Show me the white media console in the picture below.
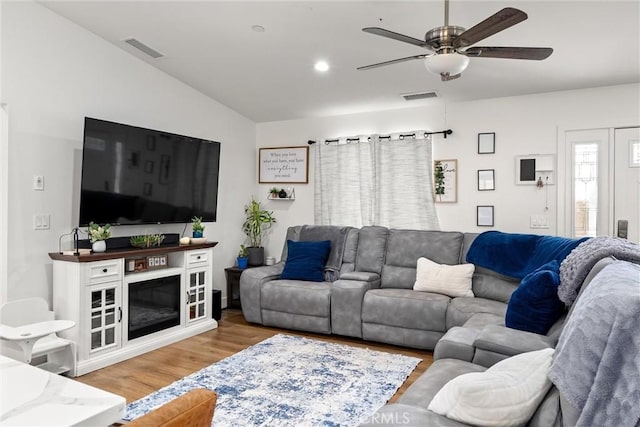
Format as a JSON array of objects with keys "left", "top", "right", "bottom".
[{"left": 49, "top": 242, "right": 218, "bottom": 376}]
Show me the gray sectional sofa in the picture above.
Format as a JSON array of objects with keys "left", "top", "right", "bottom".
[
  {"left": 241, "top": 225, "right": 520, "bottom": 350},
  {"left": 363, "top": 256, "right": 640, "bottom": 427},
  {"left": 240, "top": 225, "right": 640, "bottom": 426}
]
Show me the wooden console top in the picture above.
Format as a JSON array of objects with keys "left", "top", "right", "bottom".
[{"left": 49, "top": 242, "right": 218, "bottom": 263}]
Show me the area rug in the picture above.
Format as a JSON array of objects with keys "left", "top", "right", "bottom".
[{"left": 124, "top": 334, "right": 421, "bottom": 426}]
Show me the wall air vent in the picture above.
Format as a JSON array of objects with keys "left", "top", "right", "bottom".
[
  {"left": 123, "top": 38, "right": 164, "bottom": 59},
  {"left": 402, "top": 91, "right": 439, "bottom": 101}
]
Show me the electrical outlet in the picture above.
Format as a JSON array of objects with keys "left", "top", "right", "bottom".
[
  {"left": 33, "top": 175, "right": 44, "bottom": 191},
  {"left": 530, "top": 214, "right": 550, "bottom": 229}
]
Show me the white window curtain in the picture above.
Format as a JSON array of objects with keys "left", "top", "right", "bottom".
[{"left": 314, "top": 133, "right": 440, "bottom": 230}]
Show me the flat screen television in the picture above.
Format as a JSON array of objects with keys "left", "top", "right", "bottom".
[{"left": 79, "top": 117, "right": 221, "bottom": 226}]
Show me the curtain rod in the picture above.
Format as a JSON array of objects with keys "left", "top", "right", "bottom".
[{"left": 307, "top": 129, "right": 452, "bottom": 145}]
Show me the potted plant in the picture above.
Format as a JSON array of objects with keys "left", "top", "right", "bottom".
[
  {"left": 192, "top": 216, "right": 205, "bottom": 238},
  {"left": 237, "top": 244, "right": 249, "bottom": 269},
  {"left": 88, "top": 221, "right": 111, "bottom": 253},
  {"left": 269, "top": 187, "right": 279, "bottom": 199},
  {"left": 242, "top": 198, "right": 276, "bottom": 266},
  {"left": 434, "top": 160, "right": 445, "bottom": 202}
]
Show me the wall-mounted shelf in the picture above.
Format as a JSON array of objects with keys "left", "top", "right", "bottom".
[{"left": 267, "top": 187, "right": 295, "bottom": 200}]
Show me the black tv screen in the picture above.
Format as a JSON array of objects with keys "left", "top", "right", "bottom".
[{"left": 79, "top": 117, "right": 221, "bottom": 226}]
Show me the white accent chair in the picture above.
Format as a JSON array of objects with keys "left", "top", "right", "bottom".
[{"left": 0, "top": 297, "right": 76, "bottom": 376}]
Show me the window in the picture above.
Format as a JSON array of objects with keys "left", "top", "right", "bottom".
[{"left": 573, "top": 143, "right": 598, "bottom": 237}]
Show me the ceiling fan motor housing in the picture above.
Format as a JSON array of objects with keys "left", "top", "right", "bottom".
[{"left": 425, "top": 26, "right": 466, "bottom": 51}]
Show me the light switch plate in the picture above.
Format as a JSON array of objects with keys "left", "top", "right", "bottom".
[{"left": 33, "top": 175, "right": 44, "bottom": 191}]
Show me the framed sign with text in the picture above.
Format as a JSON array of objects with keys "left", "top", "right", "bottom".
[{"left": 259, "top": 146, "right": 309, "bottom": 183}]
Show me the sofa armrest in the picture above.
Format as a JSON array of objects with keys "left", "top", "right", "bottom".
[
  {"left": 472, "top": 325, "right": 555, "bottom": 367},
  {"left": 433, "top": 327, "right": 482, "bottom": 362},
  {"left": 339, "top": 271, "right": 380, "bottom": 282},
  {"left": 239, "top": 263, "right": 285, "bottom": 324},
  {"left": 331, "top": 277, "right": 381, "bottom": 338}
]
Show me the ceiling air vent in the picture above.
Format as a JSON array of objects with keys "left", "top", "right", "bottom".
[
  {"left": 402, "top": 91, "right": 438, "bottom": 101},
  {"left": 123, "top": 38, "right": 164, "bottom": 59}
]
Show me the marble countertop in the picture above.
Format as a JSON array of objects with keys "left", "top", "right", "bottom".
[{"left": 0, "top": 355, "right": 125, "bottom": 426}]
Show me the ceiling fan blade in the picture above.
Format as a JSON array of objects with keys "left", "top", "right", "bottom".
[
  {"left": 453, "top": 8, "right": 527, "bottom": 49},
  {"left": 464, "top": 46, "right": 553, "bottom": 60},
  {"left": 362, "top": 27, "right": 427, "bottom": 47},
  {"left": 357, "top": 54, "right": 428, "bottom": 71}
]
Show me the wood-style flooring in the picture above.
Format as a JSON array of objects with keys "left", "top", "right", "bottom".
[{"left": 77, "top": 309, "right": 433, "bottom": 404}]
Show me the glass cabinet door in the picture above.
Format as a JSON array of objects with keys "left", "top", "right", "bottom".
[
  {"left": 187, "top": 269, "right": 207, "bottom": 324},
  {"left": 88, "top": 283, "right": 121, "bottom": 354}
]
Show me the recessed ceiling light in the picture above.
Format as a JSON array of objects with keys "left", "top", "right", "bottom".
[
  {"left": 252, "top": 25, "right": 265, "bottom": 32},
  {"left": 314, "top": 61, "right": 330, "bottom": 72}
]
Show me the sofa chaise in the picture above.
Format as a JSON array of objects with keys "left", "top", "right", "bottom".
[{"left": 362, "top": 257, "right": 640, "bottom": 426}]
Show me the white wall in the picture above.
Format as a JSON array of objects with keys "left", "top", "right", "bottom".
[
  {"left": 256, "top": 84, "right": 640, "bottom": 259},
  {"left": 1, "top": 1, "right": 256, "bottom": 306}
]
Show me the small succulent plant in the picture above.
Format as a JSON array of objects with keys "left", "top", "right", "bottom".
[{"left": 130, "top": 234, "right": 165, "bottom": 248}]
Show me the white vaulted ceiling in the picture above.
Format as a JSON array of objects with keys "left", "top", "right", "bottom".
[{"left": 42, "top": 1, "right": 640, "bottom": 123}]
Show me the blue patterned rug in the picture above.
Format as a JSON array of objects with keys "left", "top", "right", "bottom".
[{"left": 125, "top": 334, "right": 420, "bottom": 426}]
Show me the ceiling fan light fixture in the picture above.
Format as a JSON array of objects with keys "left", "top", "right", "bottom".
[{"left": 424, "top": 52, "right": 469, "bottom": 76}]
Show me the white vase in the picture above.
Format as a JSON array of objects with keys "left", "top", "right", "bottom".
[{"left": 92, "top": 240, "right": 106, "bottom": 253}]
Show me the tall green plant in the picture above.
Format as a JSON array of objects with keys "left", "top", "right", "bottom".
[
  {"left": 434, "top": 161, "right": 445, "bottom": 200},
  {"left": 242, "top": 198, "right": 276, "bottom": 247}
]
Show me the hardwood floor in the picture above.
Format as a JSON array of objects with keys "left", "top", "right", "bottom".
[{"left": 77, "top": 309, "right": 433, "bottom": 404}]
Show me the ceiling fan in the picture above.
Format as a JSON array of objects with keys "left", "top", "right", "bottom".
[{"left": 357, "top": 0, "right": 553, "bottom": 81}]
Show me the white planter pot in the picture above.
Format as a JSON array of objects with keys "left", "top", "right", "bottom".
[{"left": 92, "top": 240, "right": 106, "bottom": 253}]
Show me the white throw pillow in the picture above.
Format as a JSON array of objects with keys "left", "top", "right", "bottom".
[
  {"left": 413, "top": 257, "right": 475, "bottom": 297},
  {"left": 428, "top": 348, "right": 554, "bottom": 427}
]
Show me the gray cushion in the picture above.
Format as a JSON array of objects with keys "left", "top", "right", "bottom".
[
  {"left": 280, "top": 226, "right": 302, "bottom": 261},
  {"left": 355, "top": 226, "right": 388, "bottom": 274},
  {"left": 474, "top": 325, "right": 555, "bottom": 357},
  {"left": 362, "top": 322, "right": 443, "bottom": 350},
  {"left": 382, "top": 230, "right": 464, "bottom": 289},
  {"left": 398, "top": 358, "right": 486, "bottom": 408},
  {"left": 363, "top": 288, "right": 449, "bottom": 332},
  {"left": 446, "top": 297, "right": 507, "bottom": 329},
  {"left": 261, "top": 280, "right": 332, "bottom": 317},
  {"left": 340, "top": 228, "right": 360, "bottom": 274},
  {"left": 463, "top": 233, "right": 519, "bottom": 303}
]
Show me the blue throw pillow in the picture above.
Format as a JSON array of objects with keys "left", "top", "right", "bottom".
[
  {"left": 280, "top": 240, "right": 331, "bottom": 282},
  {"left": 505, "top": 260, "right": 565, "bottom": 335}
]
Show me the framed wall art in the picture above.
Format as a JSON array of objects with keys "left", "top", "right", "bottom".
[
  {"left": 434, "top": 159, "right": 457, "bottom": 203},
  {"left": 259, "top": 146, "right": 309, "bottom": 183},
  {"left": 477, "top": 205, "right": 494, "bottom": 227},
  {"left": 478, "top": 169, "right": 495, "bottom": 191},
  {"left": 478, "top": 133, "right": 495, "bottom": 154}
]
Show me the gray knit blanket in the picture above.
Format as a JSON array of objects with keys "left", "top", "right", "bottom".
[
  {"left": 558, "top": 236, "right": 640, "bottom": 305},
  {"left": 549, "top": 261, "right": 640, "bottom": 427}
]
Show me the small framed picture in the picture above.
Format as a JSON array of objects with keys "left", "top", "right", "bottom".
[
  {"left": 477, "top": 205, "right": 494, "bottom": 227},
  {"left": 478, "top": 133, "right": 495, "bottom": 154},
  {"left": 478, "top": 169, "right": 495, "bottom": 191}
]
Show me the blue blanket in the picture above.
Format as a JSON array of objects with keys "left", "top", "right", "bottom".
[{"left": 466, "top": 231, "right": 588, "bottom": 279}]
